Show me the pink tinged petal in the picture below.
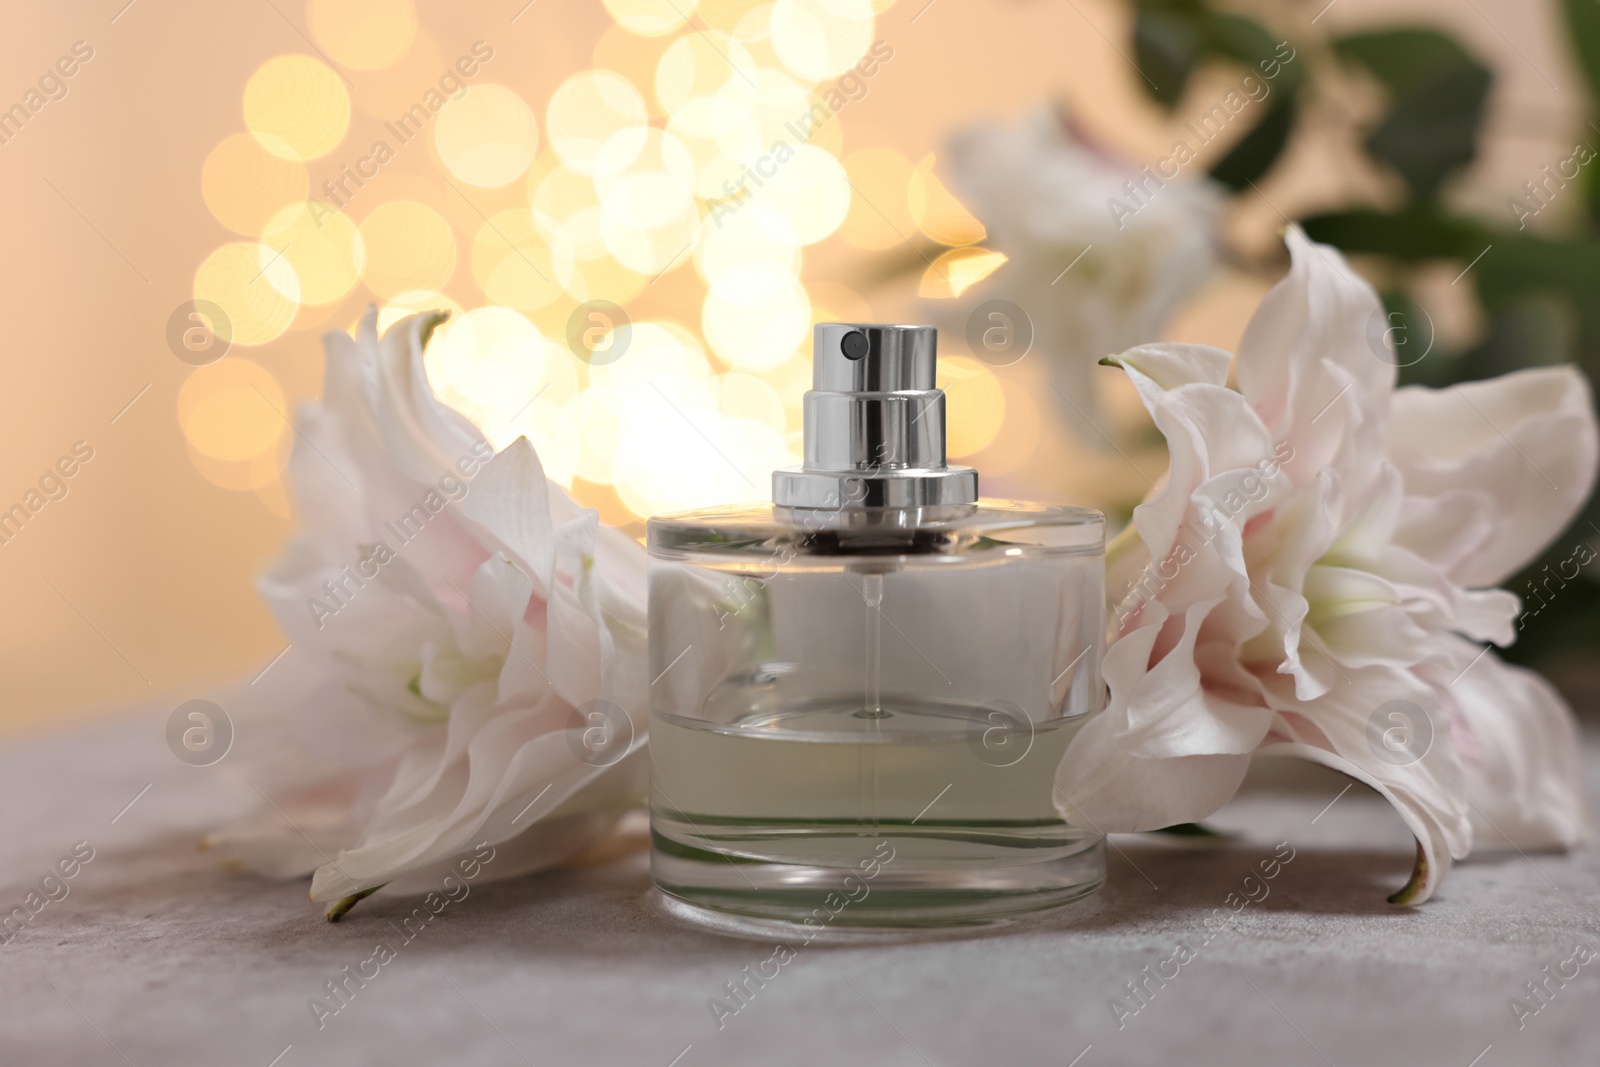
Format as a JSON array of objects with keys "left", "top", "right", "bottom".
[
  {"left": 1258, "top": 668, "right": 1471, "bottom": 905},
  {"left": 1057, "top": 600, "right": 1276, "bottom": 831},
  {"left": 1102, "top": 342, "right": 1233, "bottom": 411},
  {"left": 1428, "top": 641, "right": 1592, "bottom": 851},
  {"left": 458, "top": 438, "right": 558, "bottom": 591},
  {"left": 1131, "top": 381, "right": 1276, "bottom": 565},
  {"left": 451, "top": 554, "right": 535, "bottom": 660},
  {"left": 1389, "top": 366, "right": 1599, "bottom": 587},
  {"left": 1392, "top": 490, "right": 1497, "bottom": 578},
  {"left": 1236, "top": 227, "right": 1395, "bottom": 444},
  {"left": 369, "top": 308, "right": 490, "bottom": 487}
]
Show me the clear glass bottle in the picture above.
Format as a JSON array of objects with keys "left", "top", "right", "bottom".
[{"left": 648, "top": 324, "right": 1105, "bottom": 927}]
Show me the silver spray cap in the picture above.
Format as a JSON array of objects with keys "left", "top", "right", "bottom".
[{"left": 772, "top": 324, "right": 979, "bottom": 509}]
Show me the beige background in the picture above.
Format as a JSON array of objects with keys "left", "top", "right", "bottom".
[{"left": 0, "top": 0, "right": 1579, "bottom": 734}]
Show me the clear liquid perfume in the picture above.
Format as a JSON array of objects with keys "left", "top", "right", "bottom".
[{"left": 648, "top": 323, "right": 1105, "bottom": 927}]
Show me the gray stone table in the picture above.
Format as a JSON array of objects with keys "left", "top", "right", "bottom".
[{"left": 2, "top": 710, "right": 1597, "bottom": 1066}]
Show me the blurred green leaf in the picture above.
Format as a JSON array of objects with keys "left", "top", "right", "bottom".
[
  {"left": 1561, "top": 0, "right": 1600, "bottom": 107},
  {"left": 1299, "top": 207, "right": 1489, "bottom": 259},
  {"left": 1334, "top": 28, "right": 1477, "bottom": 96},
  {"left": 1368, "top": 65, "right": 1491, "bottom": 197},
  {"left": 1134, "top": 6, "right": 1206, "bottom": 108},
  {"left": 1207, "top": 94, "right": 1296, "bottom": 190},
  {"left": 1335, "top": 29, "right": 1492, "bottom": 198},
  {"left": 1204, "top": 13, "right": 1299, "bottom": 89}
]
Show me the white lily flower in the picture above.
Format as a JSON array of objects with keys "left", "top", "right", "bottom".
[
  {"left": 1056, "top": 227, "right": 1597, "bottom": 903},
  {"left": 206, "top": 309, "right": 648, "bottom": 917},
  {"left": 936, "top": 106, "right": 1223, "bottom": 441}
]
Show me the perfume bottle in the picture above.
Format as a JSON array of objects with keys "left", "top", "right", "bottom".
[{"left": 647, "top": 323, "right": 1105, "bottom": 926}]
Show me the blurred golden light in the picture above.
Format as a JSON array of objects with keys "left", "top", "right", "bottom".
[
  {"left": 433, "top": 84, "right": 538, "bottom": 188},
  {"left": 769, "top": 0, "right": 874, "bottom": 81},
  {"left": 909, "top": 153, "right": 986, "bottom": 246},
  {"left": 656, "top": 32, "right": 757, "bottom": 114},
  {"left": 703, "top": 263, "right": 810, "bottom": 371},
  {"left": 591, "top": 321, "right": 713, "bottom": 398},
  {"left": 919, "top": 246, "right": 1008, "bottom": 299},
  {"left": 593, "top": 128, "right": 701, "bottom": 275},
  {"left": 564, "top": 256, "right": 649, "bottom": 305},
  {"left": 359, "top": 201, "right": 458, "bottom": 298},
  {"left": 194, "top": 242, "right": 300, "bottom": 346},
  {"left": 202, "top": 134, "right": 310, "bottom": 236},
  {"left": 547, "top": 71, "right": 649, "bottom": 176},
  {"left": 350, "top": 31, "right": 443, "bottom": 121},
  {"left": 977, "top": 375, "right": 1042, "bottom": 477},
  {"left": 714, "top": 371, "right": 786, "bottom": 433},
  {"left": 593, "top": 27, "right": 675, "bottom": 117},
  {"left": 531, "top": 166, "right": 608, "bottom": 261},
  {"left": 940, "top": 356, "right": 1005, "bottom": 456},
  {"left": 740, "top": 143, "right": 850, "bottom": 246},
  {"left": 308, "top": 0, "right": 417, "bottom": 71},
  {"left": 377, "top": 289, "right": 464, "bottom": 334},
  {"left": 186, "top": 433, "right": 292, "bottom": 492},
  {"left": 178, "top": 358, "right": 289, "bottom": 462},
  {"left": 571, "top": 387, "right": 625, "bottom": 484},
  {"left": 255, "top": 477, "right": 295, "bottom": 519},
  {"left": 424, "top": 306, "right": 551, "bottom": 436},
  {"left": 806, "top": 279, "right": 872, "bottom": 323},
  {"left": 700, "top": 0, "right": 770, "bottom": 34},
  {"left": 243, "top": 55, "right": 351, "bottom": 161},
  {"left": 471, "top": 209, "right": 570, "bottom": 312},
  {"left": 260, "top": 201, "right": 365, "bottom": 306},
  {"left": 603, "top": 0, "right": 699, "bottom": 37},
  {"left": 695, "top": 217, "right": 803, "bottom": 285},
  {"left": 838, "top": 147, "right": 915, "bottom": 250}
]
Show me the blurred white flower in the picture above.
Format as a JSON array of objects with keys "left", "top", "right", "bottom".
[
  {"left": 206, "top": 309, "right": 648, "bottom": 918},
  {"left": 936, "top": 106, "right": 1223, "bottom": 440},
  {"left": 1057, "top": 227, "right": 1597, "bottom": 903}
]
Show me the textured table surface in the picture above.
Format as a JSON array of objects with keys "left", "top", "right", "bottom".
[{"left": 2, "top": 709, "right": 1597, "bottom": 1067}]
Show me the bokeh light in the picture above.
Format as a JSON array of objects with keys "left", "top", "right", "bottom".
[
  {"left": 434, "top": 84, "right": 539, "bottom": 187},
  {"left": 359, "top": 201, "right": 458, "bottom": 298},
  {"left": 769, "top": 0, "right": 875, "bottom": 80},
  {"left": 194, "top": 242, "right": 300, "bottom": 346},
  {"left": 177, "top": 358, "right": 288, "bottom": 462},
  {"left": 308, "top": 0, "right": 418, "bottom": 71},
  {"left": 548, "top": 71, "right": 649, "bottom": 176},
  {"left": 602, "top": 0, "right": 698, "bottom": 37},
  {"left": 909, "top": 153, "right": 987, "bottom": 246},
  {"left": 202, "top": 134, "right": 309, "bottom": 235},
  {"left": 260, "top": 202, "right": 365, "bottom": 306},
  {"left": 940, "top": 356, "right": 1005, "bottom": 456},
  {"left": 243, "top": 55, "right": 351, "bottom": 161},
  {"left": 193, "top": 0, "right": 936, "bottom": 520}
]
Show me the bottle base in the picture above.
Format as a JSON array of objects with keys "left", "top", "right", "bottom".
[{"left": 650, "top": 812, "right": 1106, "bottom": 929}]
